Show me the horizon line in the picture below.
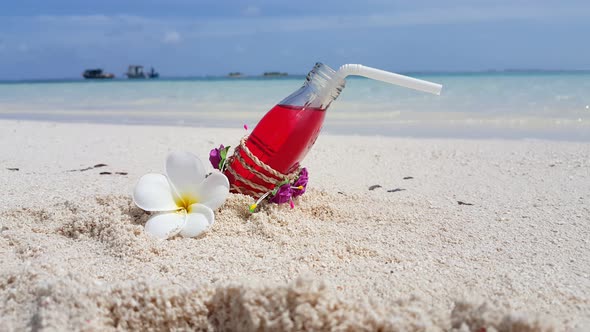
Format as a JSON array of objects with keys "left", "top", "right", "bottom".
[{"left": 2, "top": 68, "right": 590, "bottom": 83}]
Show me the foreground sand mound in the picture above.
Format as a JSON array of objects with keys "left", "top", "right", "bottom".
[
  {"left": 0, "top": 194, "right": 555, "bottom": 331},
  {"left": 0, "top": 273, "right": 553, "bottom": 331}
]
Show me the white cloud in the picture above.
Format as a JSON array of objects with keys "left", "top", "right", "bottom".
[
  {"left": 163, "top": 31, "right": 182, "bottom": 44},
  {"left": 7, "top": 5, "right": 590, "bottom": 50}
]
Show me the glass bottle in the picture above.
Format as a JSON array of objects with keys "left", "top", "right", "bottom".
[{"left": 224, "top": 63, "right": 345, "bottom": 197}]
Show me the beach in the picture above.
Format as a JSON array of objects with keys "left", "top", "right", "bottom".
[{"left": 1, "top": 119, "right": 588, "bottom": 330}]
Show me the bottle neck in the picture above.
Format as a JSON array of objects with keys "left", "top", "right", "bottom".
[{"left": 279, "top": 63, "right": 346, "bottom": 110}]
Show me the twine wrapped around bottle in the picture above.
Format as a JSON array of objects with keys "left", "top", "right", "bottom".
[{"left": 225, "top": 136, "right": 302, "bottom": 199}]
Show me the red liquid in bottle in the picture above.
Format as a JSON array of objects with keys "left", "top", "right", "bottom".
[{"left": 225, "top": 104, "right": 326, "bottom": 195}]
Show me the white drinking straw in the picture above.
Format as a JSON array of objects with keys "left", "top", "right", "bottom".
[{"left": 337, "top": 64, "right": 442, "bottom": 95}]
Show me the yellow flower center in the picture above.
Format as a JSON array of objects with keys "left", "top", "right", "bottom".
[{"left": 175, "top": 194, "right": 198, "bottom": 213}]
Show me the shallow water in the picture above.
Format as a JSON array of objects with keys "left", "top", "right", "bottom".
[{"left": 1, "top": 72, "right": 589, "bottom": 140}]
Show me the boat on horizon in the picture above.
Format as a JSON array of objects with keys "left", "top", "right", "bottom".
[
  {"left": 82, "top": 69, "right": 115, "bottom": 79},
  {"left": 263, "top": 71, "right": 288, "bottom": 77},
  {"left": 126, "top": 65, "right": 159, "bottom": 79}
]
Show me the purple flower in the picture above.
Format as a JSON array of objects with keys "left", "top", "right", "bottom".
[
  {"left": 269, "top": 183, "right": 292, "bottom": 204},
  {"left": 267, "top": 168, "right": 308, "bottom": 207},
  {"left": 209, "top": 144, "right": 224, "bottom": 170},
  {"left": 291, "top": 168, "right": 308, "bottom": 197}
]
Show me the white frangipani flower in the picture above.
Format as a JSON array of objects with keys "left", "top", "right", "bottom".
[{"left": 133, "top": 151, "right": 230, "bottom": 240}]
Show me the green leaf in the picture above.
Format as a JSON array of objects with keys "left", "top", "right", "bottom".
[
  {"left": 220, "top": 146, "right": 230, "bottom": 159},
  {"left": 218, "top": 146, "right": 231, "bottom": 170}
]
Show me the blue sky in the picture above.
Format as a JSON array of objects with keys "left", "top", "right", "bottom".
[{"left": 1, "top": 0, "right": 589, "bottom": 79}]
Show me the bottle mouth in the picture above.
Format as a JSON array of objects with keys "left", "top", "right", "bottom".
[
  {"left": 306, "top": 63, "right": 343, "bottom": 85},
  {"left": 306, "top": 63, "right": 346, "bottom": 107}
]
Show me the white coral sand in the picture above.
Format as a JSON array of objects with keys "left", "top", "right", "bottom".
[{"left": 1, "top": 120, "right": 589, "bottom": 330}]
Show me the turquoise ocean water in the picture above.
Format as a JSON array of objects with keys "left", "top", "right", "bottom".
[{"left": 0, "top": 72, "right": 589, "bottom": 140}]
